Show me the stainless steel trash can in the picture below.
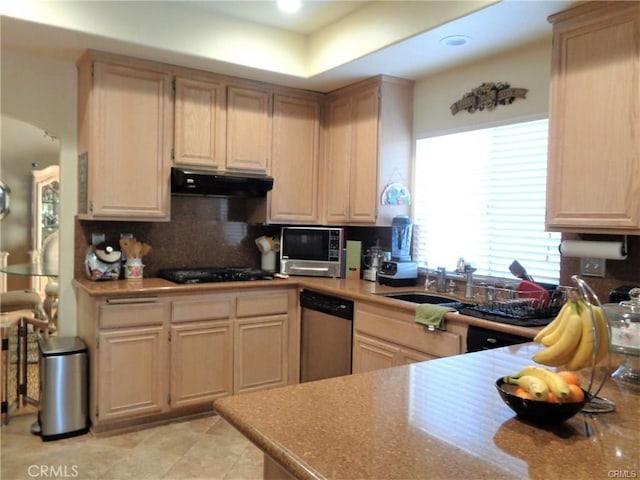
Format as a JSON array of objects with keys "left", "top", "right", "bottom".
[{"left": 38, "top": 336, "right": 89, "bottom": 441}]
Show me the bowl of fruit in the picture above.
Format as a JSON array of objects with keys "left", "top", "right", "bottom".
[{"left": 496, "top": 367, "right": 587, "bottom": 425}]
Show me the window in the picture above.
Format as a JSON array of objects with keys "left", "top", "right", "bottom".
[{"left": 413, "top": 118, "right": 561, "bottom": 284}]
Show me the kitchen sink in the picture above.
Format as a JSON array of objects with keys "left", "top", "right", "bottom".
[{"left": 381, "top": 292, "right": 465, "bottom": 306}]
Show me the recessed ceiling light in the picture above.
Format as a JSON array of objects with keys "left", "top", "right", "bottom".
[
  {"left": 277, "top": 0, "right": 301, "bottom": 14},
  {"left": 440, "top": 35, "right": 472, "bottom": 47}
]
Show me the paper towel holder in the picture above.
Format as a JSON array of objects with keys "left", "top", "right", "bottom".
[
  {"left": 622, "top": 235, "right": 629, "bottom": 257},
  {"left": 559, "top": 236, "right": 629, "bottom": 278}
]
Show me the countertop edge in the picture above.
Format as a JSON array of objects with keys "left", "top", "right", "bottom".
[
  {"left": 72, "top": 276, "right": 540, "bottom": 338},
  {"left": 214, "top": 397, "right": 324, "bottom": 480}
]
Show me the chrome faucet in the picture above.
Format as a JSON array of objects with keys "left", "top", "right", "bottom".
[
  {"left": 465, "top": 270, "right": 474, "bottom": 299},
  {"left": 436, "top": 267, "right": 447, "bottom": 292},
  {"left": 486, "top": 284, "right": 496, "bottom": 303}
]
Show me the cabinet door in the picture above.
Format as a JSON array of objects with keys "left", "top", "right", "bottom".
[
  {"left": 170, "top": 321, "right": 233, "bottom": 408},
  {"left": 88, "top": 61, "right": 172, "bottom": 220},
  {"left": 355, "top": 301, "right": 463, "bottom": 363},
  {"left": 349, "top": 85, "right": 380, "bottom": 223},
  {"left": 97, "top": 325, "right": 168, "bottom": 422},
  {"left": 226, "top": 85, "right": 272, "bottom": 172},
  {"left": 234, "top": 315, "right": 288, "bottom": 393},
  {"left": 174, "top": 77, "right": 227, "bottom": 169},
  {"left": 269, "top": 94, "right": 321, "bottom": 222},
  {"left": 324, "top": 95, "right": 352, "bottom": 224},
  {"left": 546, "top": 3, "right": 640, "bottom": 233},
  {"left": 352, "top": 333, "right": 398, "bottom": 373},
  {"left": 398, "top": 348, "right": 435, "bottom": 365}
]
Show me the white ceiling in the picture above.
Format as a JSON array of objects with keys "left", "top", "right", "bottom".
[
  {"left": 2, "top": 117, "right": 60, "bottom": 162},
  {"left": 0, "top": 0, "right": 577, "bottom": 91},
  {"left": 188, "top": 1, "right": 370, "bottom": 35}
]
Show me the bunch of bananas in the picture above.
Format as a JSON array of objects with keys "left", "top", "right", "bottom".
[
  {"left": 504, "top": 366, "right": 576, "bottom": 401},
  {"left": 532, "top": 296, "right": 609, "bottom": 371}
]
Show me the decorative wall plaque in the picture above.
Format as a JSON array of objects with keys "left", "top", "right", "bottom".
[{"left": 450, "top": 82, "right": 528, "bottom": 115}]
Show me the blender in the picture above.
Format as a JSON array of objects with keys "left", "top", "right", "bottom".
[
  {"left": 391, "top": 215, "right": 413, "bottom": 262},
  {"left": 378, "top": 215, "right": 418, "bottom": 287}
]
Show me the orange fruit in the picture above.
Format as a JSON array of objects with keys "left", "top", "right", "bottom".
[
  {"left": 545, "top": 392, "right": 561, "bottom": 403},
  {"left": 564, "top": 384, "right": 585, "bottom": 403},
  {"left": 514, "top": 387, "right": 534, "bottom": 400},
  {"left": 557, "top": 370, "right": 581, "bottom": 387}
]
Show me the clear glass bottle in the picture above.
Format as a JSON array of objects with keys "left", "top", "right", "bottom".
[{"left": 603, "top": 288, "right": 640, "bottom": 385}]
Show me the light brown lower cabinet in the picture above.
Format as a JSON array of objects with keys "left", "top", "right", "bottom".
[
  {"left": 76, "top": 294, "right": 172, "bottom": 430},
  {"left": 352, "top": 301, "right": 466, "bottom": 374},
  {"left": 76, "top": 286, "right": 298, "bottom": 433},
  {"left": 97, "top": 325, "right": 169, "bottom": 422},
  {"left": 170, "top": 321, "right": 233, "bottom": 407},
  {"left": 170, "top": 294, "right": 234, "bottom": 408},
  {"left": 234, "top": 290, "right": 293, "bottom": 394},
  {"left": 353, "top": 334, "right": 399, "bottom": 372},
  {"left": 234, "top": 315, "right": 288, "bottom": 393},
  {"left": 353, "top": 334, "right": 436, "bottom": 373}
]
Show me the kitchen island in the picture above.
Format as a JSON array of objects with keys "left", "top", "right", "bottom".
[{"left": 214, "top": 343, "right": 639, "bottom": 479}]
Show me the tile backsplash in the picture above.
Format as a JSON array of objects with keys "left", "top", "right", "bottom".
[
  {"left": 74, "top": 196, "right": 638, "bottom": 303},
  {"left": 75, "top": 196, "right": 279, "bottom": 278}
]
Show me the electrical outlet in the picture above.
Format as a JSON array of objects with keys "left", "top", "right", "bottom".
[{"left": 579, "top": 257, "right": 606, "bottom": 277}]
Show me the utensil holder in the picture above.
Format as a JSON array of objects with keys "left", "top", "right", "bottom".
[{"left": 125, "top": 259, "right": 144, "bottom": 279}]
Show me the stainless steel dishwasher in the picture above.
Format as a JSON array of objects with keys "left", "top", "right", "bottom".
[{"left": 300, "top": 290, "right": 354, "bottom": 383}]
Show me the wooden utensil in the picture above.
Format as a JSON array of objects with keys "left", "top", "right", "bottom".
[
  {"left": 119, "top": 238, "right": 134, "bottom": 258},
  {"left": 140, "top": 243, "right": 152, "bottom": 257}
]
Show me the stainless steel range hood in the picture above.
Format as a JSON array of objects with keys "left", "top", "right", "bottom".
[{"left": 171, "top": 167, "right": 273, "bottom": 198}]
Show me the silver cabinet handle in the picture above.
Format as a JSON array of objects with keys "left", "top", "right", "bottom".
[
  {"left": 290, "top": 266, "right": 329, "bottom": 272},
  {"left": 106, "top": 296, "right": 158, "bottom": 305}
]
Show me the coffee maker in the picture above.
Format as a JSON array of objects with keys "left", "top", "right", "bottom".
[{"left": 378, "top": 215, "right": 418, "bottom": 286}]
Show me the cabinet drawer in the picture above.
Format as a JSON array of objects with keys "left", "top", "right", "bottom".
[
  {"left": 172, "top": 295, "right": 232, "bottom": 323},
  {"left": 355, "top": 304, "right": 461, "bottom": 358},
  {"left": 236, "top": 292, "right": 289, "bottom": 318},
  {"left": 99, "top": 298, "right": 168, "bottom": 329}
]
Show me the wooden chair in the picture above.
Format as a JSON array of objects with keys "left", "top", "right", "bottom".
[
  {"left": 29, "top": 230, "right": 59, "bottom": 330},
  {"left": 0, "top": 290, "right": 50, "bottom": 424}
]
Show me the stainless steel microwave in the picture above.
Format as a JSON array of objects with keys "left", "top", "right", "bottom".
[{"left": 280, "top": 227, "right": 343, "bottom": 278}]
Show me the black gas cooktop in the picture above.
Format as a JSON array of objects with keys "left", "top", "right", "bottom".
[{"left": 158, "top": 267, "right": 274, "bottom": 284}]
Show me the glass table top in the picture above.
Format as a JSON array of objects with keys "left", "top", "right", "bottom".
[{"left": 0, "top": 263, "right": 58, "bottom": 277}]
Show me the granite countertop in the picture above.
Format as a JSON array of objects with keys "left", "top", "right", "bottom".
[
  {"left": 214, "top": 343, "right": 640, "bottom": 480},
  {"left": 72, "top": 276, "right": 541, "bottom": 338}
]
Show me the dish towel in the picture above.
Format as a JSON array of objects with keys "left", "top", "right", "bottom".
[{"left": 415, "top": 304, "right": 454, "bottom": 330}]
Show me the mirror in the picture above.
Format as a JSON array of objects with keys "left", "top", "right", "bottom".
[{"left": 0, "top": 180, "right": 9, "bottom": 220}]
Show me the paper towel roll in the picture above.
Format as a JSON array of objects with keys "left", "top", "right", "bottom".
[{"left": 559, "top": 240, "right": 627, "bottom": 260}]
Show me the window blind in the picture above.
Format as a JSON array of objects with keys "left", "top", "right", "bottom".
[{"left": 413, "top": 118, "right": 560, "bottom": 284}]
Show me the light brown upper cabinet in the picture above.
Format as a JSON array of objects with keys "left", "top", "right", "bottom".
[
  {"left": 174, "top": 76, "right": 227, "bottom": 169},
  {"left": 268, "top": 92, "right": 322, "bottom": 223},
  {"left": 546, "top": 2, "right": 640, "bottom": 234},
  {"left": 226, "top": 84, "right": 272, "bottom": 173},
  {"left": 77, "top": 51, "right": 173, "bottom": 221},
  {"left": 323, "top": 76, "right": 414, "bottom": 225}
]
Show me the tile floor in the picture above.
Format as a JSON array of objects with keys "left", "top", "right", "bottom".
[{"left": 0, "top": 409, "right": 263, "bottom": 480}]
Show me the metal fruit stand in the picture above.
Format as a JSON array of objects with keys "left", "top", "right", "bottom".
[{"left": 572, "top": 275, "right": 616, "bottom": 413}]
